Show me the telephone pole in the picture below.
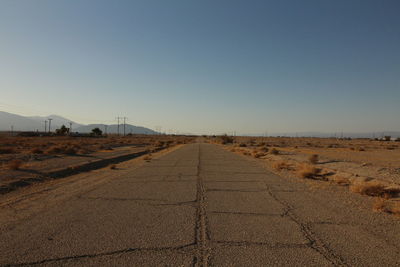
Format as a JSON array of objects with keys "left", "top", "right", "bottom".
[
  {"left": 116, "top": 117, "right": 121, "bottom": 135},
  {"left": 123, "top": 117, "right": 128, "bottom": 136},
  {"left": 69, "top": 122, "right": 72, "bottom": 134},
  {"left": 44, "top": 120, "right": 47, "bottom": 132},
  {"left": 48, "top": 118, "right": 53, "bottom": 133}
]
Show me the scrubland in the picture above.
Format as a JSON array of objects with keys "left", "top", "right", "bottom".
[
  {"left": 210, "top": 135, "right": 400, "bottom": 217},
  {"left": 0, "top": 134, "right": 194, "bottom": 193}
]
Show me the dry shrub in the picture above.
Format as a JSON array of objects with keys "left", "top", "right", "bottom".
[
  {"left": 220, "top": 135, "right": 234, "bottom": 144},
  {"left": 242, "top": 151, "right": 251, "bottom": 156},
  {"left": 109, "top": 164, "right": 117, "bottom": 170},
  {"left": 297, "top": 163, "right": 321, "bottom": 179},
  {"left": 330, "top": 175, "right": 351, "bottom": 186},
  {"left": 8, "top": 159, "right": 23, "bottom": 170},
  {"left": 45, "top": 146, "right": 63, "bottom": 154},
  {"left": 0, "top": 147, "right": 15, "bottom": 154},
  {"left": 30, "top": 148, "right": 44, "bottom": 154},
  {"left": 373, "top": 199, "right": 400, "bottom": 215},
  {"left": 252, "top": 152, "right": 265, "bottom": 158},
  {"left": 350, "top": 181, "right": 389, "bottom": 197},
  {"left": 270, "top": 148, "right": 279, "bottom": 155},
  {"left": 308, "top": 154, "right": 318, "bottom": 164},
  {"left": 64, "top": 146, "right": 77, "bottom": 155},
  {"left": 143, "top": 154, "right": 152, "bottom": 161},
  {"left": 238, "top": 143, "right": 247, "bottom": 147},
  {"left": 357, "top": 146, "right": 366, "bottom": 151},
  {"left": 155, "top": 141, "right": 165, "bottom": 147},
  {"left": 273, "top": 161, "right": 291, "bottom": 171},
  {"left": 260, "top": 146, "right": 269, "bottom": 153}
]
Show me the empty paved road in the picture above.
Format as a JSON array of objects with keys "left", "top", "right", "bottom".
[{"left": 1, "top": 143, "right": 400, "bottom": 266}]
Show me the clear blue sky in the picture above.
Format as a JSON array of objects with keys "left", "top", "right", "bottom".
[{"left": 1, "top": 0, "right": 399, "bottom": 135}]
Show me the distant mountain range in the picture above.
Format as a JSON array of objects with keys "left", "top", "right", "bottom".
[
  {"left": 242, "top": 131, "right": 400, "bottom": 139},
  {"left": 0, "top": 111, "right": 158, "bottom": 135}
]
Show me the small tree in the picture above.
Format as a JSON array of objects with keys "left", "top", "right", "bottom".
[
  {"left": 56, "top": 125, "right": 69, "bottom": 135},
  {"left": 91, "top": 127, "right": 103, "bottom": 136}
]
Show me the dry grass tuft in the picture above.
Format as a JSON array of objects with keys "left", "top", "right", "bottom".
[
  {"left": 270, "top": 148, "right": 279, "bottom": 155},
  {"left": 297, "top": 163, "right": 321, "bottom": 178},
  {"left": 349, "top": 181, "right": 395, "bottom": 197},
  {"left": 143, "top": 154, "right": 152, "bottom": 161},
  {"left": 242, "top": 151, "right": 251, "bottom": 156},
  {"left": 273, "top": 161, "right": 291, "bottom": 171},
  {"left": 330, "top": 175, "right": 351, "bottom": 186},
  {"left": 109, "top": 164, "right": 117, "bottom": 170},
  {"left": 373, "top": 198, "right": 400, "bottom": 215},
  {"left": 30, "top": 148, "right": 44, "bottom": 154},
  {"left": 8, "top": 159, "right": 23, "bottom": 170},
  {"left": 0, "top": 147, "right": 15, "bottom": 154},
  {"left": 252, "top": 151, "right": 265, "bottom": 158},
  {"left": 308, "top": 154, "right": 319, "bottom": 164},
  {"left": 64, "top": 146, "right": 77, "bottom": 155}
]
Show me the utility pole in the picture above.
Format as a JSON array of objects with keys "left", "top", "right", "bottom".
[
  {"left": 48, "top": 118, "right": 53, "bottom": 133},
  {"left": 44, "top": 120, "right": 47, "bottom": 132},
  {"left": 123, "top": 117, "right": 127, "bottom": 136},
  {"left": 116, "top": 117, "right": 121, "bottom": 136},
  {"left": 69, "top": 122, "right": 72, "bottom": 134}
]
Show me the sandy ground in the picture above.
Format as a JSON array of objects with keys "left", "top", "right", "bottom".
[{"left": 0, "top": 135, "right": 194, "bottom": 194}]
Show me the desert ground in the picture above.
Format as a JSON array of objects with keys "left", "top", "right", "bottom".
[
  {"left": 209, "top": 135, "right": 400, "bottom": 216},
  {"left": 0, "top": 134, "right": 194, "bottom": 194}
]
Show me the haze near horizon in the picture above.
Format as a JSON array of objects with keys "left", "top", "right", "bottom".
[{"left": 1, "top": 0, "right": 399, "bottom": 135}]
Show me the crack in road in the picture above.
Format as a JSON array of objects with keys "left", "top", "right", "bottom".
[
  {"left": 3, "top": 244, "right": 195, "bottom": 267},
  {"left": 194, "top": 144, "right": 211, "bottom": 267},
  {"left": 209, "top": 211, "right": 282, "bottom": 217},
  {"left": 265, "top": 186, "right": 349, "bottom": 266}
]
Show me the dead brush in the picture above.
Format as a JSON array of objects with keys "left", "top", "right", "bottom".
[
  {"left": 297, "top": 163, "right": 321, "bottom": 179},
  {"left": 109, "top": 164, "right": 117, "bottom": 170},
  {"left": 30, "top": 148, "right": 44, "bottom": 154},
  {"left": 252, "top": 151, "right": 265, "bottom": 158},
  {"left": 308, "top": 154, "right": 319, "bottom": 164},
  {"left": 329, "top": 175, "right": 351, "bottom": 186},
  {"left": 350, "top": 181, "right": 400, "bottom": 198},
  {"left": 8, "top": 159, "right": 23, "bottom": 170},
  {"left": 373, "top": 198, "right": 400, "bottom": 216},
  {"left": 273, "top": 161, "right": 291, "bottom": 171},
  {"left": 143, "top": 154, "right": 152, "bottom": 161},
  {"left": 0, "top": 147, "right": 15, "bottom": 154},
  {"left": 270, "top": 148, "right": 279, "bottom": 155},
  {"left": 45, "top": 146, "right": 63, "bottom": 154}
]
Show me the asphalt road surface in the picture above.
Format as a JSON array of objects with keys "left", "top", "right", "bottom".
[{"left": 1, "top": 143, "right": 400, "bottom": 266}]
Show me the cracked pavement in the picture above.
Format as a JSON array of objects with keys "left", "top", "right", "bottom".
[{"left": 1, "top": 143, "right": 400, "bottom": 266}]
